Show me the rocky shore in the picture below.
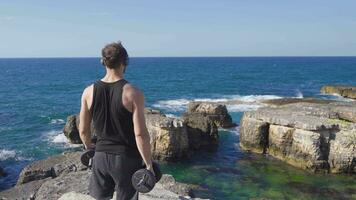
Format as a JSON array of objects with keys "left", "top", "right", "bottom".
[
  {"left": 63, "top": 102, "right": 234, "bottom": 161},
  {"left": 240, "top": 98, "right": 356, "bottom": 173},
  {"left": 321, "top": 85, "right": 356, "bottom": 99},
  {"left": 1, "top": 102, "right": 232, "bottom": 199},
  {"left": 0, "top": 151, "right": 206, "bottom": 200}
]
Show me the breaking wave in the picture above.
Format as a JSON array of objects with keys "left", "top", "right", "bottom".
[{"left": 152, "top": 94, "right": 285, "bottom": 113}]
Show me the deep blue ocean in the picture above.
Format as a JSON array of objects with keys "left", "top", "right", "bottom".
[{"left": 0, "top": 57, "right": 356, "bottom": 199}]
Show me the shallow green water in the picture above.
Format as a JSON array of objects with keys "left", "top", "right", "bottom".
[{"left": 161, "top": 130, "right": 356, "bottom": 200}]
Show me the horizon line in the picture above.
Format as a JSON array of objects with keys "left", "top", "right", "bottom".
[{"left": 1, "top": 55, "right": 356, "bottom": 59}]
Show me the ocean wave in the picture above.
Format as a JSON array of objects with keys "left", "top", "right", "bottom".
[
  {"left": 0, "top": 149, "right": 16, "bottom": 161},
  {"left": 152, "top": 94, "right": 285, "bottom": 113},
  {"left": 46, "top": 130, "right": 82, "bottom": 148},
  {"left": 50, "top": 119, "right": 65, "bottom": 125},
  {"left": 0, "top": 149, "right": 32, "bottom": 161}
]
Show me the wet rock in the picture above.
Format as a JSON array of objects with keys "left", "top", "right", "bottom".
[
  {"left": 16, "top": 151, "right": 84, "bottom": 185},
  {"left": 183, "top": 113, "right": 219, "bottom": 151},
  {"left": 187, "top": 102, "right": 235, "bottom": 128},
  {"left": 321, "top": 85, "right": 356, "bottom": 99},
  {"left": 239, "top": 100, "right": 356, "bottom": 173},
  {"left": 145, "top": 109, "right": 190, "bottom": 161}
]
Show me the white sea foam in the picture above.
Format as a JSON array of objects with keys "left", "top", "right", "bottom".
[
  {"left": 152, "top": 94, "right": 285, "bottom": 113},
  {"left": 152, "top": 99, "right": 190, "bottom": 112},
  {"left": 0, "top": 149, "right": 16, "bottom": 161},
  {"left": 295, "top": 90, "right": 304, "bottom": 98},
  {"left": 0, "top": 149, "right": 32, "bottom": 161},
  {"left": 165, "top": 114, "right": 179, "bottom": 118},
  {"left": 50, "top": 119, "right": 65, "bottom": 125},
  {"left": 46, "top": 130, "right": 81, "bottom": 148},
  {"left": 226, "top": 104, "right": 262, "bottom": 112}
]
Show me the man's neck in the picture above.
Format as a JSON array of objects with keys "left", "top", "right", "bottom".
[{"left": 102, "top": 68, "right": 124, "bottom": 82}]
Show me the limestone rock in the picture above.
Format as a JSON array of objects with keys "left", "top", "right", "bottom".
[
  {"left": 63, "top": 115, "right": 81, "bottom": 144},
  {"left": 63, "top": 114, "right": 96, "bottom": 144},
  {"left": 239, "top": 116, "right": 269, "bottom": 154},
  {"left": 187, "top": 102, "right": 235, "bottom": 128},
  {"left": 182, "top": 113, "right": 219, "bottom": 151},
  {"left": 328, "top": 129, "right": 356, "bottom": 173},
  {"left": 16, "top": 151, "right": 84, "bottom": 185},
  {"left": 321, "top": 85, "right": 356, "bottom": 99},
  {"left": 35, "top": 170, "right": 90, "bottom": 200},
  {"left": 0, "top": 178, "right": 50, "bottom": 200},
  {"left": 239, "top": 99, "right": 356, "bottom": 174},
  {"left": 145, "top": 109, "right": 189, "bottom": 161}
]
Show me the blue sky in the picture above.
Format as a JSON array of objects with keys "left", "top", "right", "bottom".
[{"left": 0, "top": 0, "right": 355, "bottom": 57}]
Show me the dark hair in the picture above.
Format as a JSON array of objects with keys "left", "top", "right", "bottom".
[{"left": 101, "top": 41, "right": 129, "bottom": 69}]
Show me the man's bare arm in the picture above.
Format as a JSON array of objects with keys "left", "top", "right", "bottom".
[
  {"left": 132, "top": 89, "right": 153, "bottom": 170},
  {"left": 79, "top": 87, "right": 93, "bottom": 149}
]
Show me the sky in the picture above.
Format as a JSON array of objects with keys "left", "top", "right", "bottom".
[{"left": 0, "top": 0, "right": 355, "bottom": 57}]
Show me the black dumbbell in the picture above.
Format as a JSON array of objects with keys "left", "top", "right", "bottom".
[
  {"left": 131, "top": 161, "right": 162, "bottom": 193},
  {"left": 81, "top": 148, "right": 95, "bottom": 169}
]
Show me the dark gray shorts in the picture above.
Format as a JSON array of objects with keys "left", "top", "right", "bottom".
[{"left": 89, "top": 151, "right": 143, "bottom": 200}]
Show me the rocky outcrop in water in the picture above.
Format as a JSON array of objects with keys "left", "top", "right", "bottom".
[
  {"left": 186, "top": 102, "right": 235, "bottom": 128},
  {"left": 0, "top": 151, "right": 206, "bottom": 200},
  {"left": 321, "top": 85, "right": 356, "bottom": 99},
  {"left": 62, "top": 103, "right": 236, "bottom": 161},
  {"left": 240, "top": 99, "right": 356, "bottom": 174},
  {"left": 144, "top": 109, "right": 189, "bottom": 161}
]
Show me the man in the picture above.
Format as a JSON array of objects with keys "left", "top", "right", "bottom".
[{"left": 79, "top": 41, "right": 154, "bottom": 200}]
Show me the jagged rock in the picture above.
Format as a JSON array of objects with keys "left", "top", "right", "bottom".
[
  {"left": 0, "top": 178, "right": 51, "bottom": 200},
  {"left": 0, "top": 166, "right": 6, "bottom": 178},
  {"left": 16, "top": 151, "right": 84, "bottom": 185},
  {"left": 63, "top": 115, "right": 81, "bottom": 144},
  {"left": 239, "top": 100, "right": 356, "bottom": 173},
  {"left": 239, "top": 116, "right": 269, "bottom": 154},
  {"left": 321, "top": 85, "right": 356, "bottom": 99},
  {"left": 329, "top": 128, "right": 356, "bottom": 173},
  {"left": 35, "top": 170, "right": 90, "bottom": 200},
  {"left": 63, "top": 114, "right": 96, "bottom": 144},
  {"left": 145, "top": 109, "right": 189, "bottom": 161},
  {"left": 183, "top": 113, "right": 219, "bottom": 151},
  {"left": 187, "top": 102, "right": 235, "bottom": 128}
]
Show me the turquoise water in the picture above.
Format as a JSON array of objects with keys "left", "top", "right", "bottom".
[{"left": 0, "top": 57, "right": 355, "bottom": 199}]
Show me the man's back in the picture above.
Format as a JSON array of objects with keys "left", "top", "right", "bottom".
[
  {"left": 79, "top": 41, "right": 153, "bottom": 200},
  {"left": 90, "top": 79, "right": 140, "bottom": 157}
]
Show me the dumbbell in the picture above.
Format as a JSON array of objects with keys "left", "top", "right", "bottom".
[
  {"left": 81, "top": 148, "right": 95, "bottom": 169},
  {"left": 131, "top": 161, "right": 162, "bottom": 193}
]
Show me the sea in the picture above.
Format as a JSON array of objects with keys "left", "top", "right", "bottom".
[{"left": 0, "top": 57, "right": 355, "bottom": 199}]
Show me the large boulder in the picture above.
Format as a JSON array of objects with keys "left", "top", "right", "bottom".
[
  {"left": 239, "top": 116, "right": 269, "bottom": 154},
  {"left": 145, "top": 109, "right": 190, "bottom": 161},
  {"left": 63, "top": 115, "right": 81, "bottom": 144},
  {"left": 321, "top": 85, "right": 356, "bottom": 99},
  {"left": 239, "top": 99, "right": 356, "bottom": 174},
  {"left": 63, "top": 114, "right": 96, "bottom": 144},
  {"left": 182, "top": 113, "right": 219, "bottom": 151},
  {"left": 186, "top": 102, "right": 235, "bottom": 128},
  {"left": 0, "top": 178, "right": 51, "bottom": 200},
  {"left": 16, "top": 151, "right": 85, "bottom": 185}
]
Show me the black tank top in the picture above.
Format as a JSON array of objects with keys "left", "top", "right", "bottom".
[{"left": 90, "top": 79, "right": 140, "bottom": 157}]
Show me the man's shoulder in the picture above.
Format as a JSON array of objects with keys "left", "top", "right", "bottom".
[
  {"left": 123, "top": 83, "right": 144, "bottom": 100},
  {"left": 82, "top": 84, "right": 94, "bottom": 99}
]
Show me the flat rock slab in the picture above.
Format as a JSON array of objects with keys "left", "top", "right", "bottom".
[
  {"left": 239, "top": 100, "right": 356, "bottom": 173},
  {"left": 16, "top": 151, "right": 85, "bottom": 185}
]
